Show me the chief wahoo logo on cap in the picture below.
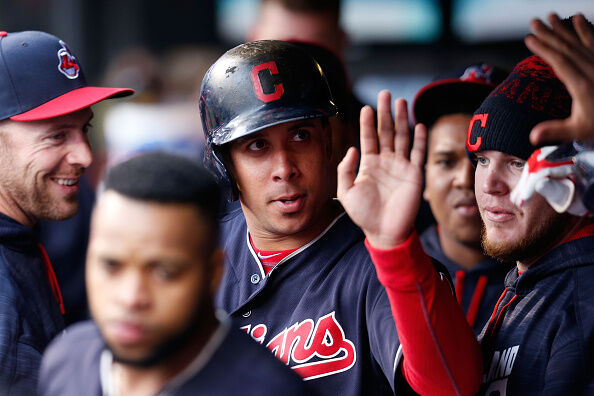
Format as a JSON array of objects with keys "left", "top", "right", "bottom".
[{"left": 57, "top": 40, "right": 79, "bottom": 79}]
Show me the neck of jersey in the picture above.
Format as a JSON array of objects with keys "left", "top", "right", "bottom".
[{"left": 250, "top": 236, "right": 298, "bottom": 275}]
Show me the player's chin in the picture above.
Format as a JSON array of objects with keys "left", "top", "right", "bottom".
[
  {"left": 55, "top": 203, "right": 79, "bottom": 220},
  {"left": 451, "top": 220, "right": 483, "bottom": 243},
  {"left": 37, "top": 201, "right": 79, "bottom": 222},
  {"left": 110, "top": 346, "right": 160, "bottom": 367},
  {"left": 273, "top": 213, "right": 315, "bottom": 234}
]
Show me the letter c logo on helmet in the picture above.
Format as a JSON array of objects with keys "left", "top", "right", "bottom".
[{"left": 250, "top": 61, "right": 285, "bottom": 102}]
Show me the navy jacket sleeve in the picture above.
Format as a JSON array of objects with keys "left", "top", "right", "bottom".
[{"left": 0, "top": 275, "right": 41, "bottom": 396}]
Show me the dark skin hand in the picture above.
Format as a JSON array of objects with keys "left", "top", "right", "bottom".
[{"left": 525, "top": 13, "right": 594, "bottom": 145}]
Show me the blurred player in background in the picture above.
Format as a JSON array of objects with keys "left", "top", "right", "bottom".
[
  {"left": 249, "top": 0, "right": 346, "bottom": 59},
  {"left": 412, "top": 63, "right": 513, "bottom": 333}
]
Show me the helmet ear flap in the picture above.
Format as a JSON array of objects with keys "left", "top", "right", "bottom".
[
  {"left": 203, "top": 143, "right": 240, "bottom": 202},
  {"left": 219, "top": 153, "right": 240, "bottom": 202}
]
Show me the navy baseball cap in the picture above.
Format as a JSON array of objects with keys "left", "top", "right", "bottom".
[
  {"left": 0, "top": 30, "right": 133, "bottom": 121},
  {"left": 412, "top": 63, "right": 508, "bottom": 129}
]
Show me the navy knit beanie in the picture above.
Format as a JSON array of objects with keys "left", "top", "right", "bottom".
[{"left": 466, "top": 55, "right": 571, "bottom": 161}]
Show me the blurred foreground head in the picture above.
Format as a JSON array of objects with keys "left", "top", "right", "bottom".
[{"left": 86, "top": 152, "right": 223, "bottom": 367}]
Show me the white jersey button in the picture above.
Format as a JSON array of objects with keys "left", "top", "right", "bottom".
[{"left": 250, "top": 274, "right": 260, "bottom": 284}]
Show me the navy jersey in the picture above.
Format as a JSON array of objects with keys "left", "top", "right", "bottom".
[
  {"left": 0, "top": 213, "right": 64, "bottom": 396},
  {"left": 420, "top": 226, "right": 512, "bottom": 334},
  {"left": 478, "top": 231, "right": 594, "bottom": 395},
  {"left": 39, "top": 320, "right": 317, "bottom": 396},
  {"left": 216, "top": 208, "right": 407, "bottom": 395}
]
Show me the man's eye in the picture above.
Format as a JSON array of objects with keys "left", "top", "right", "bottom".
[
  {"left": 511, "top": 160, "right": 525, "bottom": 170},
  {"left": 436, "top": 159, "right": 453, "bottom": 168},
  {"left": 476, "top": 156, "right": 488, "bottom": 165},
  {"left": 293, "top": 129, "right": 310, "bottom": 142},
  {"left": 49, "top": 133, "right": 66, "bottom": 141},
  {"left": 83, "top": 123, "right": 93, "bottom": 134},
  {"left": 102, "top": 259, "right": 121, "bottom": 273},
  {"left": 247, "top": 140, "right": 266, "bottom": 151},
  {"left": 154, "top": 266, "right": 181, "bottom": 281}
]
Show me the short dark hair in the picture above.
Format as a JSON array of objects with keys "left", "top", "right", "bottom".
[{"left": 104, "top": 152, "right": 221, "bottom": 243}]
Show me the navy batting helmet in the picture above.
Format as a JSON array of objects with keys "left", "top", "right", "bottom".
[{"left": 199, "top": 40, "right": 338, "bottom": 200}]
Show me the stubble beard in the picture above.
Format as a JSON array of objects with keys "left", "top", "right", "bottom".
[
  {"left": 481, "top": 212, "right": 574, "bottom": 263},
  {"left": 0, "top": 144, "right": 78, "bottom": 222},
  {"left": 0, "top": 135, "right": 81, "bottom": 222},
  {"left": 1, "top": 172, "right": 78, "bottom": 222},
  {"left": 107, "top": 293, "right": 215, "bottom": 369}
]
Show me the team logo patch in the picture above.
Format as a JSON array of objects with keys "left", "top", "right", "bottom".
[
  {"left": 250, "top": 61, "right": 284, "bottom": 103},
  {"left": 241, "top": 311, "right": 357, "bottom": 380},
  {"left": 57, "top": 40, "right": 80, "bottom": 79},
  {"left": 460, "top": 64, "right": 494, "bottom": 84}
]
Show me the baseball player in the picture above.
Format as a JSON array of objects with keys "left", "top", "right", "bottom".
[
  {"left": 412, "top": 63, "right": 513, "bottom": 334},
  {"left": 465, "top": 51, "right": 594, "bottom": 395},
  {"left": 200, "top": 40, "right": 482, "bottom": 396},
  {"left": 464, "top": 15, "right": 594, "bottom": 394},
  {"left": 38, "top": 152, "right": 317, "bottom": 396},
  {"left": 0, "top": 30, "right": 132, "bottom": 394}
]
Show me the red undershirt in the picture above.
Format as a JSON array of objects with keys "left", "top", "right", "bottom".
[{"left": 250, "top": 237, "right": 297, "bottom": 275}]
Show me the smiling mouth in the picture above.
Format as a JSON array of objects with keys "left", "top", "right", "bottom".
[{"left": 52, "top": 178, "right": 78, "bottom": 186}]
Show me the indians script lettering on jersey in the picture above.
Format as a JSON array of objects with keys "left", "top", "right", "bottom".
[
  {"left": 483, "top": 345, "right": 519, "bottom": 395},
  {"left": 241, "top": 311, "right": 356, "bottom": 380}
]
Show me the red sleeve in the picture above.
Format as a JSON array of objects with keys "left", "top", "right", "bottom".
[{"left": 365, "top": 231, "right": 483, "bottom": 396}]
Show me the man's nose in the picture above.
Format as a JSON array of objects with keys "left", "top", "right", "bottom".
[{"left": 66, "top": 131, "right": 93, "bottom": 169}]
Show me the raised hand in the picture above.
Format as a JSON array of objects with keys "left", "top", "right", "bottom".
[
  {"left": 525, "top": 13, "right": 594, "bottom": 144},
  {"left": 337, "top": 90, "right": 427, "bottom": 250}
]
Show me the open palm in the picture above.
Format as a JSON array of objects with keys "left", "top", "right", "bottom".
[
  {"left": 337, "top": 91, "right": 427, "bottom": 249},
  {"left": 526, "top": 13, "right": 594, "bottom": 144}
]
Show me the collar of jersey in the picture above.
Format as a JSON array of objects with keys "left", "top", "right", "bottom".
[{"left": 246, "top": 212, "right": 348, "bottom": 279}]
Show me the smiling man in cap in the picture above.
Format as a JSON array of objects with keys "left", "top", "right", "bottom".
[{"left": 0, "top": 30, "right": 132, "bottom": 394}]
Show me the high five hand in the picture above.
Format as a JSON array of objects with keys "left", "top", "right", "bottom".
[
  {"left": 337, "top": 90, "right": 427, "bottom": 250},
  {"left": 526, "top": 13, "right": 594, "bottom": 144}
]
